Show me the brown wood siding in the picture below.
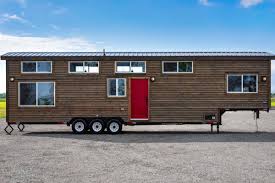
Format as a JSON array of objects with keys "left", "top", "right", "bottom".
[{"left": 6, "top": 59, "right": 270, "bottom": 124}]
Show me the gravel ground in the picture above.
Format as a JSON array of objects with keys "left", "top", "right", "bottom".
[{"left": 0, "top": 111, "right": 275, "bottom": 183}]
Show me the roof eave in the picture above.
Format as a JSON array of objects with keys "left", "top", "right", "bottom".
[{"left": 1, "top": 55, "right": 275, "bottom": 61}]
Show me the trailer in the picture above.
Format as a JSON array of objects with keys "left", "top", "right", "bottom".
[{"left": 1, "top": 52, "right": 274, "bottom": 134}]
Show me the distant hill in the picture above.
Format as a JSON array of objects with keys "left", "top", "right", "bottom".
[
  {"left": 0, "top": 93, "right": 6, "bottom": 98},
  {"left": 272, "top": 93, "right": 275, "bottom": 98}
]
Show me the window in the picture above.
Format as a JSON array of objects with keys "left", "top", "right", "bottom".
[
  {"left": 20, "top": 83, "right": 36, "bottom": 105},
  {"left": 115, "top": 61, "right": 146, "bottom": 73},
  {"left": 243, "top": 75, "right": 257, "bottom": 92},
  {"left": 21, "top": 61, "right": 52, "bottom": 73},
  {"left": 107, "top": 78, "right": 126, "bottom": 97},
  {"left": 162, "top": 61, "right": 193, "bottom": 73},
  {"left": 227, "top": 74, "right": 258, "bottom": 93},
  {"left": 19, "top": 82, "right": 55, "bottom": 107},
  {"left": 69, "top": 61, "right": 99, "bottom": 73}
]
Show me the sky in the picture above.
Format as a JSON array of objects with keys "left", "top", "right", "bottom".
[{"left": 0, "top": 0, "right": 274, "bottom": 92}]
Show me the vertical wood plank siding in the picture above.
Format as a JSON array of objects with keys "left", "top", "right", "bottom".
[{"left": 7, "top": 59, "right": 270, "bottom": 123}]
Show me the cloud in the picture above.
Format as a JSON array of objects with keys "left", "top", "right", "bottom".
[
  {"left": 0, "top": 33, "right": 97, "bottom": 93},
  {"left": 0, "top": 13, "right": 35, "bottom": 27},
  {"left": 199, "top": 0, "right": 212, "bottom": 6},
  {"left": 0, "top": 33, "right": 96, "bottom": 54},
  {"left": 0, "top": 13, "right": 27, "bottom": 24},
  {"left": 240, "top": 0, "right": 263, "bottom": 8},
  {"left": 52, "top": 7, "right": 68, "bottom": 15}
]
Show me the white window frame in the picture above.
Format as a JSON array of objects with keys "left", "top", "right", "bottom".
[
  {"left": 227, "top": 74, "right": 258, "bottom": 94},
  {"left": 21, "top": 61, "right": 52, "bottom": 74},
  {"left": 115, "top": 61, "right": 146, "bottom": 73},
  {"left": 162, "top": 61, "right": 193, "bottom": 73},
  {"left": 107, "top": 78, "right": 127, "bottom": 97},
  {"left": 18, "top": 81, "right": 56, "bottom": 107},
  {"left": 68, "top": 61, "right": 99, "bottom": 74}
]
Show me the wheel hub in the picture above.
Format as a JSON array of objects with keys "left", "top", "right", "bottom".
[
  {"left": 110, "top": 122, "right": 119, "bottom": 132},
  {"left": 75, "top": 122, "right": 85, "bottom": 132},
  {"left": 92, "top": 122, "right": 103, "bottom": 132}
]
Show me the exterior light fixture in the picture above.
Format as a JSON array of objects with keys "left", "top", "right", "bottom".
[
  {"left": 262, "top": 76, "right": 267, "bottom": 82},
  {"left": 10, "top": 77, "right": 15, "bottom": 82},
  {"left": 150, "top": 76, "right": 155, "bottom": 82}
]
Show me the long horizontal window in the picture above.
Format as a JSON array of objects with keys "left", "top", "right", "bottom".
[
  {"left": 107, "top": 78, "right": 126, "bottom": 97},
  {"left": 115, "top": 61, "right": 146, "bottom": 73},
  {"left": 21, "top": 61, "right": 52, "bottom": 73},
  {"left": 162, "top": 61, "right": 193, "bottom": 73},
  {"left": 227, "top": 74, "right": 258, "bottom": 93},
  {"left": 19, "top": 82, "right": 55, "bottom": 107},
  {"left": 69, "top": 61, "right": 99, "bottom": 73}
]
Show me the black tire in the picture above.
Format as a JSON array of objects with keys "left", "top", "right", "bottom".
[
  {"left": 89, "top": 119, "right": 105, "bottom": 134},
  {"left": 72, "top": 119, "right": 88, "bottom": 134},
  {"left": 106, "top": 119, "right": 122, "bottom": 134}
]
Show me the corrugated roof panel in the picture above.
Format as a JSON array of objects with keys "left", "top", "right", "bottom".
[{"left": 1, "top": 51, "right": 275, "bottom": 58}]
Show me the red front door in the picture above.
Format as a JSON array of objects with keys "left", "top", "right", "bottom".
[{"left": 130, "top": 78, "right": 149, "bottom": 120}]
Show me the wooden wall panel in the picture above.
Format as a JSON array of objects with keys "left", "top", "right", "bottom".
[{"left": 6, "top": 59, "right": 270, "bottom": 124}]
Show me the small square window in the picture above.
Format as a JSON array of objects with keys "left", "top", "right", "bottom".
[
  {"left": 116, "top": 62, "right": 130, "bottom": 72},
  {"left": 228, "top": 75, "right": 242, "bottom": 92},
  {"left": 116, "top": 61, "right": 146, "bottom": 73},
  {"left": 163, "top": 61, "right": 193, "bottom": 73},
  {"left": 69, "top": 61, "right": 99, "bottom": 73},
  {"left": 22, "top": 62, "right": 36, "bottom": 72},
  {"left": 130, "top": 62, "right": 145, "bottom": 73},
  {"left": 243, "top": 75, "right": 257, "bottom": 93},
  {"left": 107, "top": 78, "right": 126, "bottom": 97},
  {"left": 163, "top": 62, "right": 177, "bottom": 72},
  {"left": 22, "top": 61, "right": 52, "bottom": 73},
  {"left": 84, "top": 61, "right": 99, "bottom": 73},
  {"left": 227, "top": 74, "right": 258, "bottom": 93},
  {"left": 70, "top": 62, "right": 84, "bottom": 73},
  {"left": 179, "top": 62, "right": 192, "bottom": 72},
  {"left": 37, "top": 62, "right": 52, "bottom": 72}
]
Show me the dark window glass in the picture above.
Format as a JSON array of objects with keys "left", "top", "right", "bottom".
[
  {"left": 37, "top": 62, "right": 51, "bottom": 72},
  {"left": 108, "top": 79, "right": 117, "bottom": 96},
  {"left": 164, "top": 62, "right": 177, "bottom": 72},
  {"left": 228, "top": 75, "right": 242, "bottom": 92},
  {"left": 179, "top": 62, "right": 192, "bottom": 72},
  {"left": 23, "top": 62, "right": 36, "bottom": 72},
  {"left": 70, "top": 62, "right": 84, "bottom": 72},
  {"left": 118, "top": 79, "right": 125, "bottom": 96},
  {"left": 38, "top": 83, "right": 54, "bottom": 105},
  {"left": 20, "top": 83, "right": 36, "bottom": 105},
  {"left": 243, "top": 75, "right": 257, "bottom": 92}
]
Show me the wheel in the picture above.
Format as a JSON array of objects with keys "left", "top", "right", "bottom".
[
  {"left": 107, "top": 119, "right": 122, "bottom": 134},
  {"left": 89, "top": 119, "right": 105, "bottom": 134},
  {"left": 72, "top": 119, "right": 87, "bottom": 134}
]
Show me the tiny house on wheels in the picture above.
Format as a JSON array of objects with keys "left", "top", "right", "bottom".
[{"left": 1, "top": 52, "right": 274, "bottom": 134}]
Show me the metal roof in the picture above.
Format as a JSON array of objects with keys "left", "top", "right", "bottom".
[{"left": 1, "top": 51, "right": 275, "bottom": 58}]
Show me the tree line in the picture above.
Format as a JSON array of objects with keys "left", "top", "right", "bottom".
[{"left": 0, "top": 93, "right": 6, "bottom": 98}]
